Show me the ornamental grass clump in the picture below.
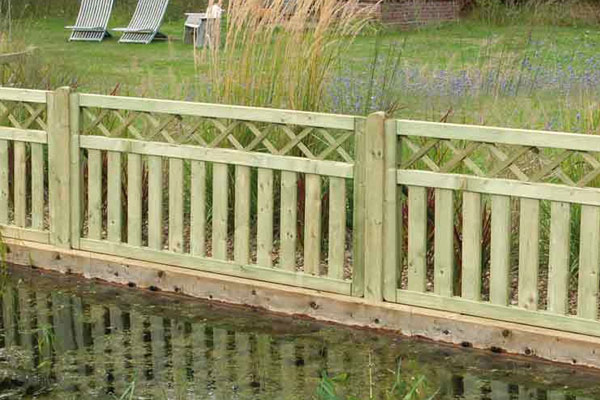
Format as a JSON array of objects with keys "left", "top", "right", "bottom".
[{"left": 199, "top": 0, "right": 376, "bottom": 111}]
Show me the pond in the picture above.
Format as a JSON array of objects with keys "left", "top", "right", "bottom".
[{"left": 1, "top": 265, "right": 600, "bottom": 399}]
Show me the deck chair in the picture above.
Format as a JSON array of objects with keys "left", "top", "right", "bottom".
[
  {"left": 114, "top": 0, "right": 170, "bottom": 44},
  {"left": 65, "top": 0, "right": 115, "bottom": 42}
]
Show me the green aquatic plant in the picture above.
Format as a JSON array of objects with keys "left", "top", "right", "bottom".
[
  {"left": 316, "top": 359, "right": 438, "bottom": 400},
  {"left": 35, "top": 323, "right": 55, "bottom": 372},
  {"left": 116, "top": 379, "right": 136, "bottom": 400}
]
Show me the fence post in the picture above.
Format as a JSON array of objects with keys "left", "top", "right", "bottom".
[
  {"left": 70, "top": 91, "right": 82, "bottom": 249},
  {"left": 47, "top": 87, "right": 72, "bottom": 248},
  {"left": 383, "top": 118, "right": 399, "bottom": 302},
  {"left": 353, "top": 112, "right": 386, "bottom": 301}
]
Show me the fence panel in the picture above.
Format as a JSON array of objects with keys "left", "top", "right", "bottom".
[
  {"left": 71, "top": 94, "right": 357, "bottom": 295},
  {"left": 6, "top": 86, "right": 600, "bottom": 342},
  {"left": 390, "top": 120, "right": 600, "bottom": 337},
  {"left": 0, "top": 88, "right": 50, "bottom": 244}
]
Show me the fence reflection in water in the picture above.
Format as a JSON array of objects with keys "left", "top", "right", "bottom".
[{"left": 0, "top": 266, "right": 599, "bottom": 399}]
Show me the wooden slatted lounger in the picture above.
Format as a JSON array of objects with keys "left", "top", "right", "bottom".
[
  {"left": 65, "top": 0, "right": 115, "bottom": 42},
  {"left": 114, "top": 0, "right": 170, "bottom": 44}
]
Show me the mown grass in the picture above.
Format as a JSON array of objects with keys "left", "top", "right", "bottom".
[{"left": 16, "top": 15, "right": 600, "bottom": 130}]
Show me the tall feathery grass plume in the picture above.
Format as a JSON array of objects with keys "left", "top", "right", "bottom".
[{"left": 198, "top": 0, "right": 377, "bottom": 111}]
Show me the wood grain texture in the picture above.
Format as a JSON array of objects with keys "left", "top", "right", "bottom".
[
  {"left": 434, "top": 188, "right": 454, "bottom": 297},
  {"left": 490, "top": 195, "right": 511, "bottom": 306},
  {"left": 257, "top": 168, "right": 274, "bottom": 267},
  {"left": 191, "top": 161, "right": 206, "bottom": 256},
  {"left": 547, "top": 201, "right": 570, "bottom": 315},
  {"left": 13, "top": 141, "right": 26, "bottom": 227},
  {"left": 47, "top": 87, "right": 72, "bottom": 247},
  {"left": 407, "top": 186, "right": 427, "bottom": 292},
  {"left": 279, "top": 171, "right": 297, "bottom": 271},
  {"left": 31, "top": 143, "right": 45, "bottom": 230},
  {"left": 168, "top": 158, "right": 184, "bottom": 253},
  {"left": 518, "top": 198, "right": 539, "bottom": 310},
  {"left": 577, "top": 205, "right": 600, "bottom": 320},
  {"left": 461, "top": 192, "right": 482, "bottom": 301},
  {"left": 303, "top": 174, "right": 321, "bottom": 275},
  {"left": 0, "top": 140, "right": 7, "bottom": 224},
  {"left": 87, "top": 149, "right": 102, "bottom": 240},
  {"left": 80, "top": 135, "right": 353, "bottom": 178},
  {"left": 363, "top": 112, "right": 385, "bottom": 301},
  {"left": 234, "top": 165, "right": 250, "bottom": 264},
  {"left": 383, "top": 119, "right": 398, "bottom": 301},
  {"left": 351, "top": 118, "right": 366, "bottom": 297},
  {"left": 327, "top": 177, "right": 346, "bottom": 280},
  {"left": 127, "top": 153, "right": 142, "bottom": 246},
  {"left": 148, "top": 156, "right": 163, "bottom": 250},
  {"left": 69, "top": 93, "right": 82, "bottom": 248},
  {"left": 212, "top": 163, "right": 229, "bottom": 260},
  {"left": 106, "top": 151, "right": 122, "bottom": 242}
]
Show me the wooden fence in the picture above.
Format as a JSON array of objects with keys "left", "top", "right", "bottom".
[{"left": 1, "top": 86, "right": 599, "bottom": 340}]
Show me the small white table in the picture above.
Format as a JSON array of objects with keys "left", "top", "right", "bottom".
[{"left": 183, "top": 13, "right": 209, "bottom": 48}]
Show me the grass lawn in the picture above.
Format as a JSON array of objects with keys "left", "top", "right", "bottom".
[{"left": 13, "top": 16, "right": 600, "bottom": 130}]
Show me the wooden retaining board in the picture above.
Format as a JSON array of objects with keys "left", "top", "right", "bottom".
[{"left": 5, "top": 238, "right": 600, "bottom": 370}]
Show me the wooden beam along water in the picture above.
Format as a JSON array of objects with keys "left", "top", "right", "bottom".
[{"left": 79, "top": 238, "right": 352, "bottom": 295}]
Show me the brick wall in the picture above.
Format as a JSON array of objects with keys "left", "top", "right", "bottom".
[{"left": 364, "top": 0, "right": 460, "bottom": 27}]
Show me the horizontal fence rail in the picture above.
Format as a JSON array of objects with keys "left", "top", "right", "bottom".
[{"left": 2, "top": 86, "right": 600, "bottom": 343}]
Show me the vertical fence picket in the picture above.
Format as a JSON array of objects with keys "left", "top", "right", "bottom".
[
  {"left": 304, "top": 174, "right": 321, "bottom": 275},
  {"left": 0, "top": 140, "right": 7, "bottom": 224},
  {"left": 462, "top": 192, "right": 482, "bottom": 301},
  {"left": 490, "top": 195, "right": 511, "bottom": 306},
  {"left": 434, "top": 188, "right": 454, "bottom": 297},
  {"left": 191, "top": 161, "right": 206, "bottom": 256},
  {"left": 234, "top": 165, "right": 250, "bottom": 264},
  {"left": 13, "top": 141, "right": 26, "bottom": 227},
  {"left": 31, "top": 143, "right": 44, "bottom": 230},
  {"left": 87, "top": 150, "right": 102, "bottom": 240},
  {"left": 148, "top": 155, "right": 163, "bottom": 250},
  {"left": 127, "top": 153, "right": 142, "bottom": 246},
  {"left": 212, "top": 163, "right": 228, "bottom": 260},
  {"left": 107, "top": 151, "right": 122, "bottom": 242},
  {"left": 577, "top": 205, "right": 600, "bottom": 319},
  {"left": 407, "top": 186, "right": 427, "bottom": 292},
  {"left": 327, "top": 177, "right": 345, "bottom": 280},
  {"left": 518, "top": 198, "right": 539, "bottom": 310},
  {"left": 168, "top": 158, "right": 184, "bottom": 253},
  {"left": 279, "top": 171, "right": 297, "bottom": 271},
  {"left": 547, "top": 201, "right": 570, "bottom": 314},
  {"left": 257, "top": 168, "right": 274, "bottom": 267}
]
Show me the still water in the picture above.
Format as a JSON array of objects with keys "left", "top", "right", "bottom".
[{"left": 1, "top": 265, "right": 599, "bottom": 399}]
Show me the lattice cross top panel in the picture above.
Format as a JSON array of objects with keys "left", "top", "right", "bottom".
[
  {"left": 81, "top": 107, "right": 355, "bottom": 163},
  {"left": 400, "top": 136, "right": 600, "bottom": 188},
  {"left": 0, "top": 100, "right": 47, "bottom": 131}
]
